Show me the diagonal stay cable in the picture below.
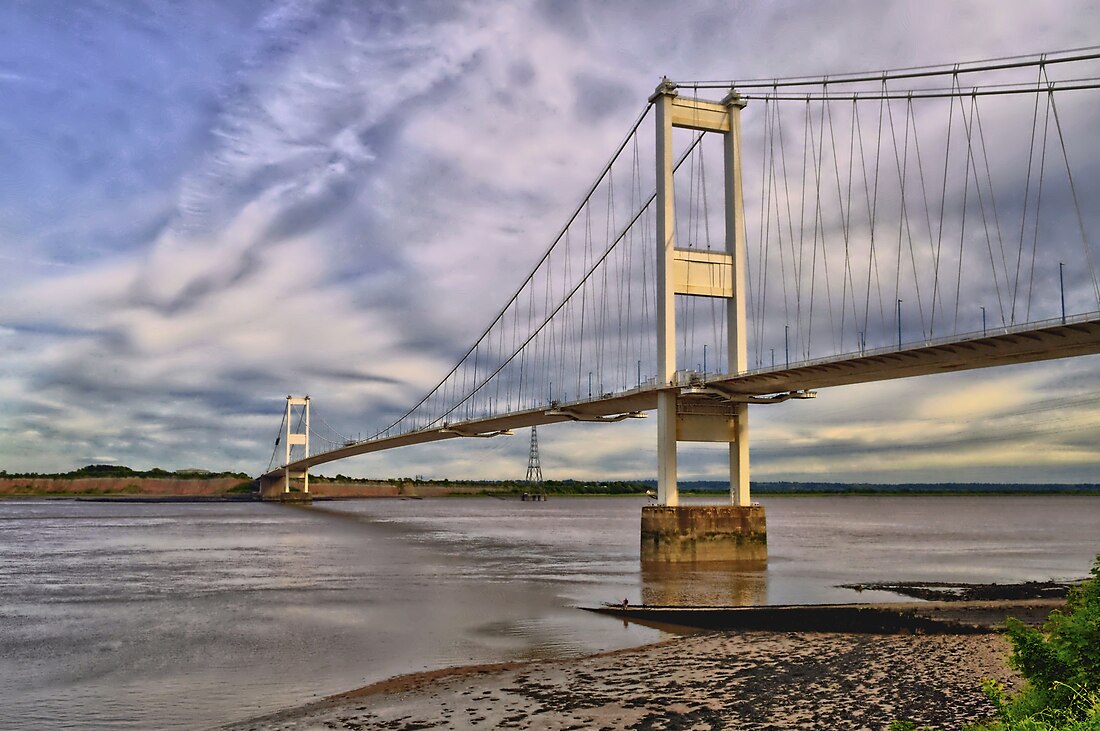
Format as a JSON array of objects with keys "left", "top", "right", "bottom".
[
  {"left": 266, "top": 406, "right": 288, "bottom": 473},
  {"left": 423, "top": 134, "right": 707, "bottom": 431},
  {"left": 956, "top": 91, "right": 1008, "bottom": 327},
  {"left": 314, "top": 412, "right": 351, "bottom": 444},
  {"left": 1011, "top": 66, "right": 1044, "bottom": 324},
  {"left": 973, "top": 94, "right": 1012, "bottom": 323},
  {"left": 1025, "top": 93, "right": 1052, "bottom": 322},
  {"left": 906, "top": 93, "right": 944, "bottom": 335},
  {"left": 1045, "top": 67, "right": 1100, "bottom": 308},
  {"left": 369, "top": 103, "right": 654, "bottom": 439},
  {"left": 932, "top": 72, "right": 961, "bottom": 335}
]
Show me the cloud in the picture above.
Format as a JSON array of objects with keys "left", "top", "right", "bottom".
[{"left": 1, "top": 0, "right": 1099, "bottom": 482}]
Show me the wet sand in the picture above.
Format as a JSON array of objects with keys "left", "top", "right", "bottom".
[{"left": 222, "top": 628, "right": 1021, "bottom": 730}]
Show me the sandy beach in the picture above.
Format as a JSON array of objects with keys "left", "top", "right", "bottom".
[{"left": 222, "top": 627, "right": 1020, "bottom": 730}]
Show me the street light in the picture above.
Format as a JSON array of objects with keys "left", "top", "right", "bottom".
[
  {"left": 1060, "top": 262, "right": 1066, "bottom": 324},
  {"left": 897, "top": 299, "right": 903, "bottom": 349}
]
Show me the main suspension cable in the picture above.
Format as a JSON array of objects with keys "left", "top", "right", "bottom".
[{"left": 673, "top": 47, "right": 1100, "bottom": 89}]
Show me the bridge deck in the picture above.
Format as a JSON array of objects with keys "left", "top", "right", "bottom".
[{"left": 263, "top": 314, "right": 1100, "bottom": 479}]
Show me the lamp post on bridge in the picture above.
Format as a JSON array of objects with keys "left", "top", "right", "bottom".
[
  {"left": 981, "top": 306, "right": 987, "bottom": 336},
  {"left": 897, "top": 300, "right": 903, "bottom": 350},
  {"left": 1060, "top": 262, "right": 1066, "bottom": 324}
]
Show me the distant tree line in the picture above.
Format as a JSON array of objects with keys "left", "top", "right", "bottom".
[
  {"left": 0, "top": 465, "right": 252, "bottom": 481},
  {"left": 669, "top": 480, "right": 1100, "bottom": 495},
  {"left": 309, "top": 474, "right": 649, "bottom": 495},
  {"left": 309, "top": 476, "right": 1100, "bottom": 495},
  {"left": 5, "top": 467, "right": 1096, "bottom": 495}
]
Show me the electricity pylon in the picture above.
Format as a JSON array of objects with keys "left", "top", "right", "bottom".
[{"left": 525, "top": 426, "right": 543, "bottom": 483}]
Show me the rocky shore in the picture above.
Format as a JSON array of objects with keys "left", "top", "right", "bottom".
[{"left": 222, "top": 625, "right": 1023, "bottom": 730}]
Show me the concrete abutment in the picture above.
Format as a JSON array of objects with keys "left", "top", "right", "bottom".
[
  {"left": 640, "top": 505, "right": 767, "bottom": 563},
  {"left": 258, "top": 475, "right": 312, "bottom": 503}
]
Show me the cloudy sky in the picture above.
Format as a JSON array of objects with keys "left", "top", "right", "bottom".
[{"left": 2, "top": 0, "right": 1099, "bottom": 483}]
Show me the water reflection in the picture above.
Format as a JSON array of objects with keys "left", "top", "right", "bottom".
[{"left": 641, "top": 560, "right": 768, "bottom": 606}]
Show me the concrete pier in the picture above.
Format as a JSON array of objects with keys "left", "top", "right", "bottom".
[
  {"left": 640, "top": 505, "right": 766, "bottom": 563},
  {"left": 258, "top": 476, "right": 313, "bottom": 503},
  {"left": 274, "top": 491, "right": 312, "bottom": 504}
]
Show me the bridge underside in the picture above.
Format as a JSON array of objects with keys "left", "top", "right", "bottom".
[{"left": 262, "top": 315, "right": 1100, "bottom": 483}]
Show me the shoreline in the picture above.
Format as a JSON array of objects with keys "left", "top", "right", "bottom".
[
  {"left": 220, "top": 597, "right": 1050, "bottom": 731},
  {"left": 218, "top": 639, "right": 687, "bottom": 731},
  {"left": 0, "top": 494, "right": 258, "bottom": 502},
  {"left": 5, "top": 491, "right": 1100, "bottom": 502},
  {"left": 220, "top": 631, "right": 1020, "bottom": 731},
  {"left": 4, "top": 478, "right": 1099, "bottom": 501}
]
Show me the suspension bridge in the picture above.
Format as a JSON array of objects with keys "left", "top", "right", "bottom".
[{"left": 260, "top": 49, "right": 1100, "bottom": 560}]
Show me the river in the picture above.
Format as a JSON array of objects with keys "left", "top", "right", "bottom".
[{"left": 1, "top": 495, "right": 1097, "bottom": 730}]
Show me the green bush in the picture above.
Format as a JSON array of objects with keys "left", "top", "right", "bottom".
[{"left": 971, "top": 556, "right": 1100, "bottom": 730}]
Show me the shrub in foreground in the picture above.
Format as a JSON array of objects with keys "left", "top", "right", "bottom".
[
  {"left": 973, "top": 555, "right": 1100, "bottom": 730},
  {"left": 891, "top": 557, "right": 1100, "bottom": 731}
]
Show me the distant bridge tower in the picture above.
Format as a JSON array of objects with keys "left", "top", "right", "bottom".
[
  {"left": 283, "top": 395, "right": 310, "bottom": 495},
  {"left": 525, "top": 426, "right": 543, "bottom": 483}
]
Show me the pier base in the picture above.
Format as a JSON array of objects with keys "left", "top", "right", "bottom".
[
  {"left": 273, "top": 491, "right": 312, "bottom": 504},
  {"left": 641, "top": 505, "right": 766, "bottom": 563},
  {"left": 258, "top": 477, "right": 312, "bottom": 503}
]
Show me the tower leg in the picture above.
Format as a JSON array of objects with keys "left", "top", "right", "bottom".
[
  {"left": 730, "top": 403, "right": 750, "bottom": 506},
  {"left": 656, "top": 391, "right": 678, "bottom": 507}
]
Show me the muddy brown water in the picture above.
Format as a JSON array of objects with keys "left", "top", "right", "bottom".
[{"left": 1, "top": 495, "right": 1097, "bottom": 729}]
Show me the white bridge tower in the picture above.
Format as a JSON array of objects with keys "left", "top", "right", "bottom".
[
  {"left": 642, "top": 80, "right": 767, "bottom": 562},
  {"left": 283, "top": 395, "right": 310, "bottom": 495}
]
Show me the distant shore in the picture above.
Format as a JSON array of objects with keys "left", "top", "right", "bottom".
[
  {"left": 0, "top": 476, "right": 250, "bottom": 499},
  {"left": 220, "top": 599, "right": 1045, "bottom": 731},
  {"left": 4, "top": 474, "right": 1099, "bottom": 501}
]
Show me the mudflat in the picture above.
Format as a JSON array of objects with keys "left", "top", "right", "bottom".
[{"left": 221, "top": 625, "right": 1023, "bottom": 730}]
